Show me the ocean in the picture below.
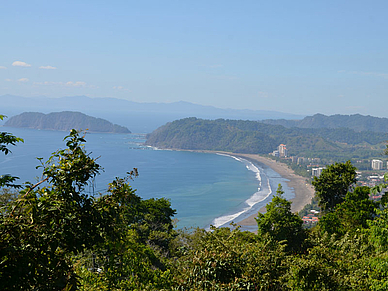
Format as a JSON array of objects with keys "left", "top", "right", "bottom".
[{"left": 0, "top": 127, "right": 294, "bottom": 230}]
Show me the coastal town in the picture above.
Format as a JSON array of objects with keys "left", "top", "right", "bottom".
[
  {"left": 271, "top": 143, "right": 387, "bottom": 188},
  {"left": 271, "top": 143, "right": 387, "bottom": 226}
]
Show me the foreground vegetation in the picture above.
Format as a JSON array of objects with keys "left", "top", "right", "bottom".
[{"left": 2, "top": 123, "right": 388, "bottom": 290}]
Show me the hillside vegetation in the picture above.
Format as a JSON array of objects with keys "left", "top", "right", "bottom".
[
  {"left": 262, "top": 113, "right": 388, "bottom": 133},
  {"left": 3, "top": 126, "right": 388, "bottom": 290},
  {"left": 5, "top": 111, "right": 131, "bottom": 133},
  {"left": 146, "top": 117, "right": 388, "bottom": 160}
]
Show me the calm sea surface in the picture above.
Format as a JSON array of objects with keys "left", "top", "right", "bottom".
[{"left": 0, "top": 127, "right": 294, "bottom": 230}]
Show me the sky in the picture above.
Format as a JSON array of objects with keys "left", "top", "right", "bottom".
[{"left": 1, "top": 0, "right": 388, "bottom": 117}]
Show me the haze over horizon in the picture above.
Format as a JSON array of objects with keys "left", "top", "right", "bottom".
[{"left": 1, "top": 1, "right": 388, "bottom": 117}]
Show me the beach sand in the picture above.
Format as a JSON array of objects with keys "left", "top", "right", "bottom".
[{"left": 230, "top": 154, "right": 315, "bottom": 227}]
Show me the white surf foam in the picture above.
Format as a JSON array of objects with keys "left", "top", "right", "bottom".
[{"left": 211, "top": 154, "right": 273, "bottom": 228}]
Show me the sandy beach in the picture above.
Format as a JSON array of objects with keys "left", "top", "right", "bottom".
[{"left": 203, "top": 152, "right": 315, "bottom": 227}]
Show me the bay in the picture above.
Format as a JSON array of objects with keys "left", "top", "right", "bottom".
[{"left": 0, "top": 127, "right": 294, "bottom": 229}]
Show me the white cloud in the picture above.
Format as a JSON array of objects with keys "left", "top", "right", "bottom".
[
  {"left": 12, "top": 61, "right": 31, "bottom": 67},
  {"left": 66, "top": 81, "right": 86, "bottom": 87},
  {"left": 39, "top": 65, "right": 57, "bottom": 70},
  {"left": 5, "top": 78, "right": 12, "bottom": 82},
  {"left": 18, "top": 78, "right": 29, "bottom": 82},
  {"left": 0, "top": 66, "right": 6, "bottom": 69}
]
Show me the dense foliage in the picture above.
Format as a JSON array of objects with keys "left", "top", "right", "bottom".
[
  {"left": 146, "top": 117, "right": 387, "bottom": 160},
  {"left": 0, "top": 115, "right": 23, "bottom": 188},
  {"left": 5, "top": 111, "right": 131, "bottom": 133},
  {"left": 2, "top": 127, "right": 388, "bottom": 290},
  {"left": 256, "top": 185, "right": 306, "bottom": 253},
  {"left": 0, "top": 130, "right": 175, "bottom": 290},
  {"left": 312, "top": 161, "right": 357, "bottom": 212}
]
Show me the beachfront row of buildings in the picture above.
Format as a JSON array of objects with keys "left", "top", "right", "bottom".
[
  {"left": 271, "top": 144, "right": 387, "bottom": 179},
  {"left": 271, "top": 144, "right": 325, "bottom": 177}
]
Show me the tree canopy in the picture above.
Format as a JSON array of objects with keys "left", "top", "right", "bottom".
[
  {"left": 0, "top": 115, "right": 23, "bottom": 188},
  {"left": 312, "top": 161, "right": 357, "bottom": 212},
  {"left": 146, "top": 117, "right": 388, "bottom": 161},
  {"left": 0, "top": 130, "right": 177, "bottom": 290},
  {"left": 256, "top": 184, "right": 306, "bottom": 253}
]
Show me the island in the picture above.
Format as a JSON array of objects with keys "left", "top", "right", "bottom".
[{"left": 4, "top": 111, "right": 131, "bottom": 133}]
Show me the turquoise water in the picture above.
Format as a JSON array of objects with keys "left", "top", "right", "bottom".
[{"left": 0, "top": 127, "right": 294, "bottom": 229}]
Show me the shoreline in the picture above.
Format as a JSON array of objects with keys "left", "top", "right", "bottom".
[
  {"left": 154, "top": 148, "right": 315, "bottom": 229},
  {"left": 232, "top": 153, "right": 315, "bottom": 226},
  {"left": 188, "top": 150, "right": 315, "bottom": 227}
]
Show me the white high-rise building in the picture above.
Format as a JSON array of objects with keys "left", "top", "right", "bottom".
[
  {"left": 278, "top": 144, "right": 288, "bottom": 157},
  {"left": 371, "top": 159, "right": 383, "bottom": 170},
  {"left": 312, "top": 167, "right": 325, "bottom": 177}
]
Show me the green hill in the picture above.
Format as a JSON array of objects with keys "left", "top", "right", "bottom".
[
  {"left": 146, "top": 118, "right": 387, "bottom": 160},
  {"left": 5, "top": 111, "right": 131, "bottom": 133}
]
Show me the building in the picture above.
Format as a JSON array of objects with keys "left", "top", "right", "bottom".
[
  {"left": 278, "top": 144, "right": 288, "bottom": 157},
  {"left": 312, "top": 167, "right": 325, "bottom": 177},
  {"left": 372, "top": 159, "right": 383, "bottom": 170},
  {"left": 302, "top": 214, "right": 319, "bottom": 224}
]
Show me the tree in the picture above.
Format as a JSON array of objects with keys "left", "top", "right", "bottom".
[
  {"left": 318, "top": 186, "right": 377, "bottom": 236},
  {"left": 312, "top": 161, "right": 357, "bottom": 212},
  {"left": 0, "top": 115, "right": 23, "bottom": 188},
  {"left": 0, "top": 130, "right": 103, "bottom": 290},
  {"left": 85, "top": 177, "right": 177, "bottom": 290},
  {"left": 256, "top": 184, "right": 306, "bottom": 253},
  {"left": 337, "top": 186, "right": 377, "bottom": 230},
  {"left": 173, "top": 226, "right": 286, "bottom": 290},
  {"left": 0, "top": 130, "right": 178, "bottom": 290}
]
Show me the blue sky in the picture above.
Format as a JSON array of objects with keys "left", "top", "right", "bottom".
[{"left": 1, "top": 0, "right": 387, "bottom": 116}]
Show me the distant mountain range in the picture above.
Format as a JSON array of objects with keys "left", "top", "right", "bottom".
[
  {"left": 0, "top": 95, "right": 303, "bottom": 133},
  {"left": 261, "top": 113, "right": 388, "bottom": 133},
  {"left": 5, "top": 111, "right": 131, "bottom": 133},
  {"left": 2, "top": 95, "right": 387, "bottom": 134}
]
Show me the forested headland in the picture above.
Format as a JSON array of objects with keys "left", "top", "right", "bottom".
[
  {"left": 4, "top": 111, "right": 131, "bottom": 133},
  {"left": 146, "top": 117, "right": 388, "bottom": 161},
  {"left": 2, "top": 118, "right": 388, "bottom": 290}
]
